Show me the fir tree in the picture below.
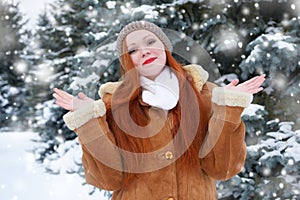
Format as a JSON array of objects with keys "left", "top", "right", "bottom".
[
  {"left": 29, "top": 0, "right": 95, "bottom": 161},
  {"left": 219, "top": 118, "right": 300, "bottom": 199},
  {"left": 240, "top": 17, "right": 300, "bottom": 128},
  {"left": 0, "top": 0, "right": 29, "bottom": 130}
]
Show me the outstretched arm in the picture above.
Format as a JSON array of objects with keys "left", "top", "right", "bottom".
[
  {"left": 199, "top": 75, "right": 265, "bottom": 180},
  {"left": 52, "top": 88, "right": 124, "bottom": 190}
]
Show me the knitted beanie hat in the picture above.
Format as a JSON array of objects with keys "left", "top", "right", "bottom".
[{"left": 116, "top": 21, "right": 173, "bottom": 56}]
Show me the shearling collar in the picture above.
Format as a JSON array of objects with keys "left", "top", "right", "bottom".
[{"left": 98, "top": 64, "right": 209, "bottom": 98}]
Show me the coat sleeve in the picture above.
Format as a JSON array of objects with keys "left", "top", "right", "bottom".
[
  {"left": 199, "top": 82, "right": 252, "bottom": 180},
  {"left": 63, "top": 99, "right": 123, "bottom": 191}
]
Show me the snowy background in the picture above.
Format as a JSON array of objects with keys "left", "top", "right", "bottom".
[
  {"left": 1, "top": 0, "right": 300, "bottom": 199},
  {"left": 0, "top": 132, "right": 105, "bottom": 199}
]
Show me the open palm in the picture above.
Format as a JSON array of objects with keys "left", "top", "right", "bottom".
[
  {"left": 53, "top": 88, "right": 94, "bottom": 111},
  {"left": 224, "top": 74, "right": 266, "bottom": 94}
]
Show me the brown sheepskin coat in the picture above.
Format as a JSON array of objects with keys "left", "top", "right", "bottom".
[{"left": 63, "top": 64, "right": 252, "bottom": 200}]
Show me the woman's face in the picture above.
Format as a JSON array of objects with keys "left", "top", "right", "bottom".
[{"left": 125, "top": 30, "right": 166, "bottom": 80}]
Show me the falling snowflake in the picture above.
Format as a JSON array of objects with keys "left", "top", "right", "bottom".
[{"left": 14, "top": 60, "right": 28, "bottom": 74}]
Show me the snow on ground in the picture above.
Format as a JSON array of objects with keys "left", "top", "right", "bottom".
[{"left": 0, "top": 131, "right": 107, "bottom": 200}]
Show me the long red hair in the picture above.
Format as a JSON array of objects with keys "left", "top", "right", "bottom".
[{"left": 104, "top": 42, "right": 209, "bottom": 188}]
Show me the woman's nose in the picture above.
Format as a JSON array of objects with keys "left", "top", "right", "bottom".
[{"left": 141, "top": 47, "right": 150, "bottom": 57}]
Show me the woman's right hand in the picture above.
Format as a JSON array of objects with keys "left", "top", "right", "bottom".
[{"left": 53, "top": 88, "right": 95, "bottom": 111}]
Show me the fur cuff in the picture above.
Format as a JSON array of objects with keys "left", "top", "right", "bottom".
[
  {"left": 63, "top": 99, "right": 106, "bottom": 130},
  {"left": 212, "top": 87, "right": 253, "bottom": 108}
]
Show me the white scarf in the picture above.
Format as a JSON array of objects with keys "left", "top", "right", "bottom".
[{"left": 140, "top": 66, "right": 179, "bottom": 110}]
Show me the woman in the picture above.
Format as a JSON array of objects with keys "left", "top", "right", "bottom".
[{"left": 53, "top": 21, "right": 265, "bottom": 199}]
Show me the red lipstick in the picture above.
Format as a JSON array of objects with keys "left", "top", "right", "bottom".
[{"left": 143, "top": 57, "right": 157, "bottom": 65}]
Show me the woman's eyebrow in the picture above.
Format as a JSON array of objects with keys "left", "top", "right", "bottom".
[
  {"left": 127, "top": 43, "right": 136, "bottom": 48},
  {"left": 143, "top": 34, "right": 153, "bottom": 40},
  {"left": 127, "top": 34, "right": 154, "bottom": 48}
]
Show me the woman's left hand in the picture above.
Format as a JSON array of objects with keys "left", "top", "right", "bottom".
[
  {"left": 224, "top": 74, "right": 266, "bottom": 94},
  {"left": 53, "top": 88, "right": 95, "bottom": 111}
]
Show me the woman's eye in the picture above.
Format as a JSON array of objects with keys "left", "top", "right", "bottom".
[
  {"left": 147, "top": 39, "right": 156, "bottom": 45},
  {"left": 128, "top": 49, "right": 136, "bottom": 54}
]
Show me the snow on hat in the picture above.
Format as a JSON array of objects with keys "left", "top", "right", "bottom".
[{"left": 116, "top": 21, "right": 173, "bottom": 56}]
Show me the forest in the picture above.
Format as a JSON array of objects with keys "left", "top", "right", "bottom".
[{"left": 0, "top": 0, "right": 299, "bottom": 199}]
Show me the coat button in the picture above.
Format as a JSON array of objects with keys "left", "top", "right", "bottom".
[{"left": 164, "top": 151, "right": 174, "bottom": 160}]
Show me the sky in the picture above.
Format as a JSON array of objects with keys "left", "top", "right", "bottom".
[{"left": 17, "top": 0, "right": 54, "bottom": 27}]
